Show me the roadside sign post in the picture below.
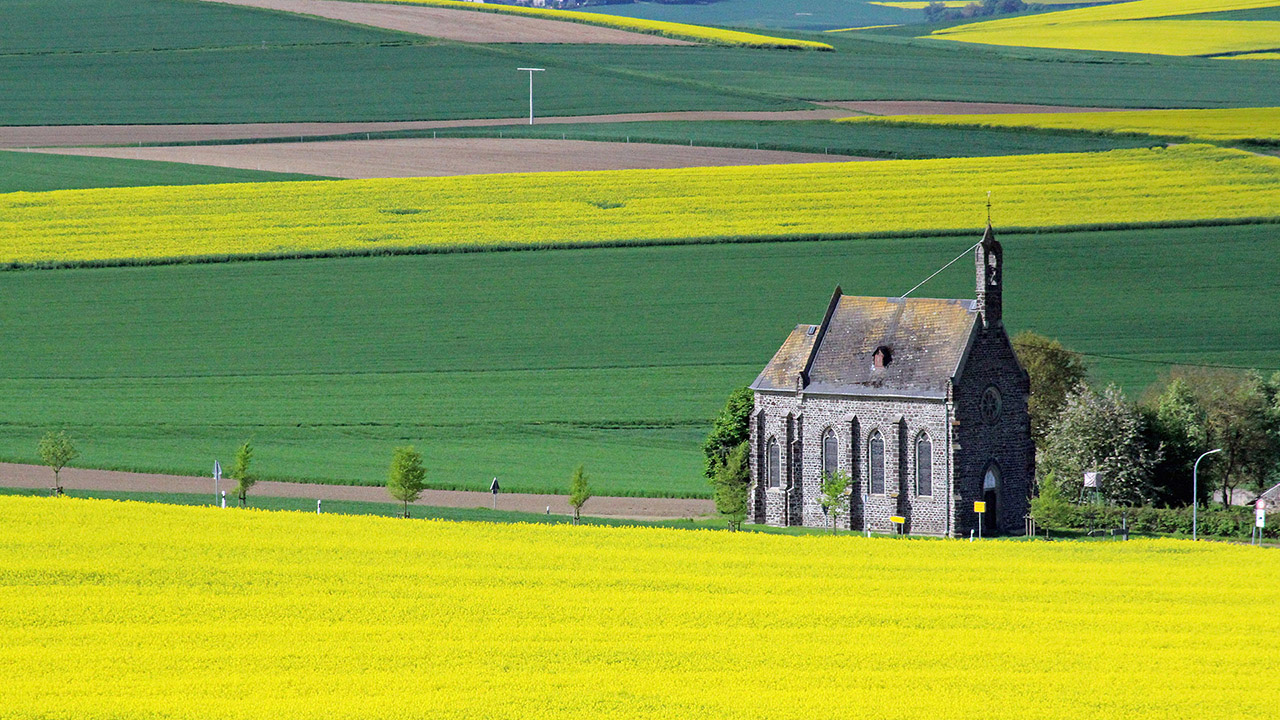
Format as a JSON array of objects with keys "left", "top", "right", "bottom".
[
  {"left": 213, "top": 460, "right": 222, "bottom": 504},
  {"left": 974, "top": 501, "right": 986, "bottom": 539},
  {"left": 890, "top": 516, "right": 905, "bottom": 536},
  {"left": 1255, "top": 499, "right": 1267, "bottom": 545},
  {"left": 517, "top": 68, "right": 545, "bottom": 125},
  {"left": 490, "top": 477, "right": 501, "bottom": 510}
]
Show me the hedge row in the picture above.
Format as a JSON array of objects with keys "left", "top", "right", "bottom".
[{"left": 1033, "top": 501, "right": 1276, "bottom": 540}]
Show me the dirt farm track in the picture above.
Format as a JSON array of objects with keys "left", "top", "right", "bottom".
[{"left": 0, "top": 463, "right": 716, "bottom": 521}]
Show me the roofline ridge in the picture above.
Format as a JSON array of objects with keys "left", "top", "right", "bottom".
[{"left": 800, "top": 286, "right": 842, "bottom": 388}]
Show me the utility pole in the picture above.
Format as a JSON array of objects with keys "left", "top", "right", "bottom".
[{"left": 517, "top": 67, "right": 545, "bottom": 125}]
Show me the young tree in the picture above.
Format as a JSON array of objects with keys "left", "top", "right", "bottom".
[
  {"left": 1029, "top": 470, "right": 1071, "bottom": 530},
  {"left": 1039, "top": 384, "right": 1160, "bottom": 506},
  {"left": 568, "top": 465, "right": 591, "bottom": 525},
  {"left": 386, "top": 445, "right": 427, "bottom": 518},
  {"left": 38, "top": 430, "right": 78, "bottom": 496},
  {"left": 231, "top": 441, "right": 255, "bottom": 508},
  {"left": 702, "top": 387, "right": 754, "bottom": 481},
  {"left": 711, "top": 441, "right": 751, "bottom": 531},
  {"left": 818, "top": 470, "right": 851, "bottom": 534},
  {"left": 1012, "top": 331, "right": 1088, "bottom": 443}
]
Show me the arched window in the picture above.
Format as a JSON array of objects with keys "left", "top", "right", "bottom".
[
  {"left": 868, "top": 431, "right": 885, "bottom": 495},
  {"left": 822, "top": 428, "right": 838, "bottom": 478},
  {"left": 916, "top": 433, "right": 933, "bottom": 496},
  {"left": 766, "top": 438, "right": 780, "bottom": 489}
]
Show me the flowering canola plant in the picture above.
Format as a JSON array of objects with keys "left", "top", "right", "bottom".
[
  {"left": 929, "top": 0, "right": 1280, "bottom": 55},
  {"left": 0, "top": 495, "right": 1277, "bottom": 719},
  {"left": 839, "top": 107, "right": 1280, "bottom": 144},
  {"left": 378, "top": 0, "right": 832, "bottom": 49},
  {"left": 2, "top": 145, "right": 1278, "bottom": 266}
]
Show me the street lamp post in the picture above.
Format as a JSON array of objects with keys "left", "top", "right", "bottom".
[
  {"left": 1193, "top": 448, "right": 1222, "bottom": 541},
  {"left": 517, "top": 67, "right": 544, "bottom": 125}
]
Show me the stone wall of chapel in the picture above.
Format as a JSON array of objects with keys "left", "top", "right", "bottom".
[
  {"left": 752, "top": 391, "right": 952, "bottom": 535},
  {"left": 751, "top": 393, "right": 804, "bottom": 526},
  {"left": 952, "top": 326, "right": 1035, "bottom": 537}
]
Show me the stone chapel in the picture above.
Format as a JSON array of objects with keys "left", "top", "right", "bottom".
[{"left": 747, "top": 225, "right": 1033, "bottom": 536}]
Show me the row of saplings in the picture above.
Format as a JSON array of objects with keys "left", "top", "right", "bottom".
[
  {"left": 37, "top": 435, "right": 597, "bottom": 524},
  {"left": 701, "top": 332, "right": 1280, "bottom": 539}
]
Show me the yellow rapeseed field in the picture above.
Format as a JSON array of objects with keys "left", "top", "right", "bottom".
[
  {"left": 930, "top": 0, "right": 1280, "bottom": 55},
  {"left": 2, "top": 145, "right": 1278, "bottom": 266},
  {"left": 381, "top": 0, "right": 832, "bottom": 49},
  {"left": 839, "top": 107, "right": 1280, "bottom": 144},
  {"left": 0, "top": 496, "right": 1277, "bottom": 719}
]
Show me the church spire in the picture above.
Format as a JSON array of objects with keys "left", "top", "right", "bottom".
[{"left": 975, "top": 222, "right": 1002, "bottom": 329}]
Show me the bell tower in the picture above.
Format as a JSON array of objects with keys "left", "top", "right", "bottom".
[{"left": 975, "top": 223, "right": 1002, "bottom": 329}]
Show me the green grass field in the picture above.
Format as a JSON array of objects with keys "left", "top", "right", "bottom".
[
  {"left": 0, "top": 151, "right": 324, "bottom": 192},
  {"left": 407, "top": 119, "right": 1161, "bottom": 158},
  {"left": 0, "top": 0, "right": 801, "bottom": 125},
  {"left": 1, "top": 223, "right": 1276, "bottom": 497},
  {"left": 4, "top": 0, "right": 1279, "bottom": 126},
  {"left": 537, "top": 32, "right": 1280, "bottom": 108}
]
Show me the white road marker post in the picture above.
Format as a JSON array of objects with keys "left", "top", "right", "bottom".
[
  {"left": 220, "top": 490, "right": 226, "bottom": 509},
  {"left": 317, "top": 499, "right": 322, "bottom": 515},
  {"left": 517, "top": 67, "right": 544, "bottom": 125}
]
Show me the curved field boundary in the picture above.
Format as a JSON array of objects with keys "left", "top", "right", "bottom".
[
  {"left": 199, "top": 0, "right": 689, "bottom": 44},
  {"left": 838, "top": 107, "right": 1280, "bottom": 145},
  {"left": 817, "top": 100, "right": 1152, "bottom": 115},
  {"left": 22, "top": 138, "right": 872, "bottom": 180},
  {"left": 379, "top": 0, "right": 833, "bottom": 49},
  {"left": 1, "top": 145, "right": 1277, "bottom": 267},
  {"left": 0, "top": 463, "right": 714, "bottom": 520},
  {"left": 929, "top": 0, "right": 1280, "bottom": 56}
]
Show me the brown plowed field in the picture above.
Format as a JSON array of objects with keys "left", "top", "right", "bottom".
[
  {"left": 0, "top": 463, "right": 715, "bottom": 520},
  {"left": 0, "top": 110, "right": 850, "bottom": 148},
  {"left": 24, "top": 137, "right": 873, "bottom": 178},
  {"left": 201, "top": 0, "right": 689, "bottom": 44}
]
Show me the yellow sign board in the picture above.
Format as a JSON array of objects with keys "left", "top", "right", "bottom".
[
  {"left": 974, "top": 502, "right": 986, "bottom": 513},
  {"left": 890, "top": 516, "right": 905, "bottom": 524}
]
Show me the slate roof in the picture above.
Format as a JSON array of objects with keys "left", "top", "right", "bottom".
[
  {"left": 1260, "top": 482, "right": 1280, "bottom": 506},
  {"left": 751, "top": 291, "right": 979, "bottom": 399}
]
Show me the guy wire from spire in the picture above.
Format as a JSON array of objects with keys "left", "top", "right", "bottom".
[{"left": 899, "top": 241, "right": 981, "bottom": 299}]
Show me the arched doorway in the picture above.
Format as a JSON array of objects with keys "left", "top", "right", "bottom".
[{"left": 982, "top": 463, "right": 1000, "bottom": 536}]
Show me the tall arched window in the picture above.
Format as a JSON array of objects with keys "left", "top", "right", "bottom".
[
  {"left": 766, "top": 438, "right": 780, "bottom": 488},
  {"left": 822, "top": 428, "right": 838, "bottom": 478},
  {"left": 868, "top": 431, "right": 885, "bottom": 495},
  {"left": 915, "top": 433, "right": 933, "bottom": 496}
]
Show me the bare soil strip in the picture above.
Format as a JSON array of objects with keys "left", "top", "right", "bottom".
[
  {"left": 23, "top": 138, "right": 872, "bottom": 178},
  {"left": 200, "top": 0, "right": 689, "bottom": 44},
  {"left": 0, "top": 463, "right": 715, "bottom": 520},
  {"left": 821, "top": 100, "right": 1153, "bottom": 115},
  {"left": 0, "top": 102, "right": 1155, "bottom": 149},
  {"left": 0, "top": 111, "right": 851, "bottom": 148}
]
